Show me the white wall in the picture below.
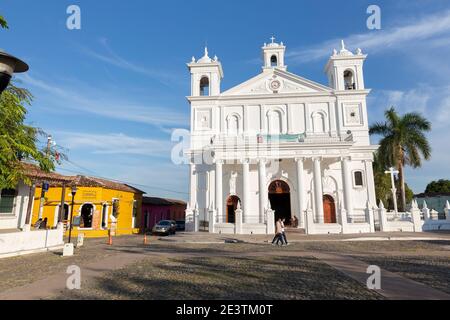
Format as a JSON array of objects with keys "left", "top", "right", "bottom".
[
  {"left": 0, "top": 182, "right": 32, "bottom": 230},
  {"left": 0, "top": 226, "right": 64, "bottom": 258}
]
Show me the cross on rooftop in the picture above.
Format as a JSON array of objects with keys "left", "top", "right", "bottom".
[{"left": 270, "top": 36, "right": 275, "bottom": 43}]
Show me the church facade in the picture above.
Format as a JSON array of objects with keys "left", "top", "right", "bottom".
[{"left": 185, "top": 38, "right": 378, "bottom": 235}]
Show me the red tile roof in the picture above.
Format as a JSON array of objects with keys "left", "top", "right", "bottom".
[{"left": 23, "top": 162, "right": 144, "bottom": 194}]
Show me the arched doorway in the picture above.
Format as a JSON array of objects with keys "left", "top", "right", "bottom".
[
  {"left": 323, "top": 195, "right": 336, "bottom": 224},
  {"left": 226, "top": 196, "right": 240, "bottom": 223},
  {"left": 268, "top": 180, "right": 292, "bottom": 224},
  {"left": 80, "top": 204, "right": 94, "bottom": 228},
  {"left": 54, "top": 203, "right": 70, "bottom": 227}
]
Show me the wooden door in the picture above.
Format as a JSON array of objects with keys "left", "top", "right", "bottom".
[
  {"left": 323, "top": 195, "right": 336, "bottom": 224},
  {"left": 226, "top": 196, "right": 240, "bottom": 223}
]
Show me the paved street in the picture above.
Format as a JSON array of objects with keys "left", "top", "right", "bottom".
[{"left": 0, "top": 232, "right": 449, "bottom": 300}]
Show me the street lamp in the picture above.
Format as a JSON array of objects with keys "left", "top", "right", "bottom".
[
  {"left": 68, "top": 185, "right": 77, "bottom": 244},
  {"left": 0, "top": 50, "right": 29, "bottom": 94}
]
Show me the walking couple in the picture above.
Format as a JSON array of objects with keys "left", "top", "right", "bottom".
[{"left": 272, "top": 218, "right": 289, "bottom": 246}]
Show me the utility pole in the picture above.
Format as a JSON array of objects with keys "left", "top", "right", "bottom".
[
  {"left": 38, "top": 136, "right": 52, "bottom": 221},
  {"left": 46, "top": 135, "right": 52, "bottom": 156},
  {"left": 58, "top": 182, "right": 66, "bottom": 223}
]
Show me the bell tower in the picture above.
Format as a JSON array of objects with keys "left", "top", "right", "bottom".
[
  {"left": 187, "top": 47, "right": 224, "bottom": 97},
  {"left": 262, "top": 36, "right": 287, "bottom": 72},
  {"left": 325, "top": 40, "right": 367, "bottom": 91}
]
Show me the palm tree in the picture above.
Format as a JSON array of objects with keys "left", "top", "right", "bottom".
[
  {"left": 0, "top": 15, "right": 8, "bottom": 29},
  {"left": 370, "top": 107, "right": 431, "bottom": 211}
]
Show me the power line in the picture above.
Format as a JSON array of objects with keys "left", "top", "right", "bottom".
[
  {"left": 56, "top": 167, "right": 189, "bottom": 196},
  {"left": 65, "top": 159, "right": 99, "bottom": 176},
  {"left": 48, "top": 150, "right": 189, "bottom": 196}
]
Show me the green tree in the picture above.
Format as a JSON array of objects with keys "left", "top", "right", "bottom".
[
  {"left": 0, "top": 83, "right": 56, "bottom": 189},
  {"left": 0, "top": 15, "right": 63, "bottom": 188},
  {"left": 0, "top": 15, "right": 8, "bottom": 29},
  {"left": 373, "top": 153, "right": 391, "bottom": 207},
  {"left": 425, "top": 179, "right": 450, "bottom": 194},
  {"left": 370, "top": 107, "right": 431, "bottom": 211}
]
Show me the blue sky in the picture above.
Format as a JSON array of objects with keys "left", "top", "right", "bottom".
[{"left": 2, "top": 0, "right": 450, "bottom": 199}]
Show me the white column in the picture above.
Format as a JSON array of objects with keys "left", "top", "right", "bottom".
[
  {"left": 305, "top": 103, "right": 312, "bottom": 134},
  {"left": 341, "top": 157, "right": 353, "bottom": 217},
  {"left": 445, "top": 201, "right": 450, "bottom": 221},
  {"left": 242, "top": 159, "right": 250, "bottom": 223},
  {"left": 378, "top": 200, "right": 388, "bottom": 232},
  {"left": 411, "top": 200, "right": 422, "bottom": 232},
  {"left": 208, "top": 205, "right": 216, "bottom": 233},
  {"left": 364, "top": 160, "right": 376, "bottom": 206},
  {"left": 287, "top": 104, "right": 293, "bottom": 134},
  {"left": 258, "top": 158, "right": 267, "bottom": 223},
  {"left": 295, "top": 157, "right": 305, "bottom": 228},
  {"left": 235, "top": 202, "right": 243, "bottom": 234},
  {"left": 189, "top": 163, "right": 197, "bottom": 206},
  {"left": 313, "top": 157, "right": 324, "bottom": 223},
  {"left": 215, "top": 160, "right": 223, "bottom": 223}
]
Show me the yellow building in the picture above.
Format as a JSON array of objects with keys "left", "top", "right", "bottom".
[{"left": 31, "top": 173, "right": 144, "bottom": 238}]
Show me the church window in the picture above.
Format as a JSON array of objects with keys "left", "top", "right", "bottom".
[
  {"left": 200, "top": 76, "right": 210, "bottom": 96},
  {"left": 354, "top": 171, "right": 364, "bottom": 187},
  {"left": 227, "top": 114, "right": 240, "bottom": 135},
  {"left": 267, "top": 110, "right": 282, "bottom": 134},
  {"left": 270, "top": 55, "right": 278, "bottom": 67},
  {"left": 0, "top": 188, "right": 16, "bottom": 214},
  {"left": 344, "top": 70, "right": 355, "bottom": 90},
  {"left": 312, "top": 112, "right": 326, "bottom": 133}
]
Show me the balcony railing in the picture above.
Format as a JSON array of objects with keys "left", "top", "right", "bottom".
[
  {"left": 206, "top": 133, "right": 354, "bottom": 146},
  {"left": 188, "top": 133, "right": 355, "bottom": 154}
]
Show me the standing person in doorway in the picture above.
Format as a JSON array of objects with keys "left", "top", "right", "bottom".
[{"left": 292, "top": 216, "right": 298, "bottom": 228}]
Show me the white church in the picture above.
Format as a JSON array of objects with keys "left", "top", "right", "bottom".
[{"left": 185, "top": 38, "right": 378, "bottom": 235}]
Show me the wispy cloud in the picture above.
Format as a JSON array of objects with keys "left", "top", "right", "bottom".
[
  {"left": 77, "top": 38, "right": 182, "bottom": 85},
  {"left": 369, "top": 85, "right": 450, "bottom": 128},
  {"left": 55, "top": 131, "right": 173, "bottom": 157},
  {"left": 287, "top": 10, "right": 450, "bottom": 63},
  {"left": 21, "top": 74, "right": 189, "bottom": 130},
  {"left": 369, "top": 85, "right": 450, "bottom": 193},
  {"left": 113, "top": 162, "right": 189, "bottom": 198}
]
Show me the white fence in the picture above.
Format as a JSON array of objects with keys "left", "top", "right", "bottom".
[
  {"left": 0, "top": 223, "right": 64, "bottom": 258},
  {"left": 377, "top": 200, "right": 450, "bottom": 232}
]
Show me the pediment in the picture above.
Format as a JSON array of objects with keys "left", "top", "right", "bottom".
[{"left": 221, "top": 69, "right": 332, "bottom": 96}]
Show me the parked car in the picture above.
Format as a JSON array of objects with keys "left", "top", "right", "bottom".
[
  {"left": 152, "top": 220, "right": 176, "bottom": 235},
  {"left": 175, "top": 220, "right": 185, "bottom": 231}
]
